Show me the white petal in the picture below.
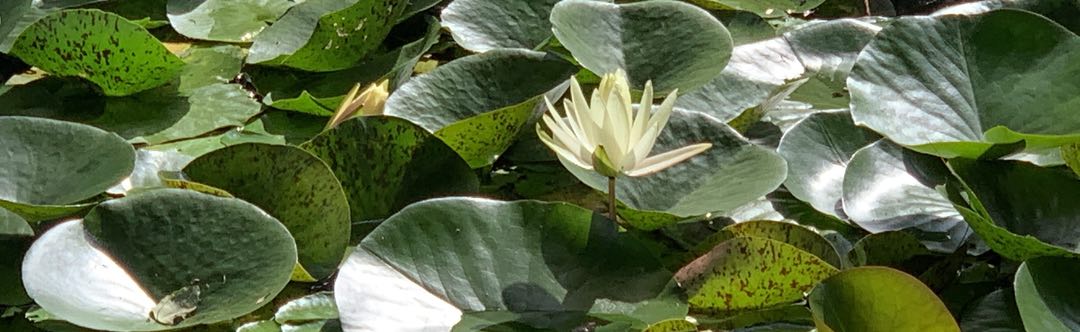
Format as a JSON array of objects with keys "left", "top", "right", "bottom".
[
  {"left": 647, "top": 90, "right": 679, "bottom": 131},
  {"left": 605, "top": 90, "right": 630, "bottom": 156},
  {"left": 626, "top": 143, "right": 712, "bottom": 177},
  {"left": 628, "top": 81, "right": 654, "bottom": 146},
  {"left": 538, "top": 127, "right": 593, "bottom": 170},
  {"left": 562, "top": 99, "right": 593, "bottom": 149},
  {"left": 541, "top": 114, "right": 581, "bottom": 156}
]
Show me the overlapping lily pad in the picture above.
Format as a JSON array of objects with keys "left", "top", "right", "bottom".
[
  {"left": 778, "top": 111, "right": 880, "bottom": 218},
  {"left": 183, "top": 143, "right": 349, "bottom": 281},
  {"left": 383, "top": 48, "right": 576, "bottom": 167},
  {"left": 550, "top": 0, "right": 732, "bottom": 93},
  {"left": 301, "top": 116, "right": 478, "bottom": 223},
  {"left": 676, "top": 237, "right": 838, "bottom": 312},
  {"left": 948, "top": 159, "right": 1080, "bottom": 261},
  {"left": 336, "top": 198, "right": 672, "bottom": 330},
  {"left": 1014, "top": 256, "right": 1080, "bottom": 331},
  {"left": 559, "top": 109, "right": 787, "bottom": 229},
  {"left": 685, "top": 0, "right": 826, "bottom": 18},
  {"left": 692, "top": 220, "right": 844, "bottom": 268},
  {"left": 247, "top": 0, "right": 405, "bottom": 71},
  {"left": 22, "top": 189, "right": 297, "bottom": 330},
  {"left": 843, "top": 140, "right": 970, "bottom": 252},
  {"left": 443, "top": 0, "right": 559, "bottom": 52},
  {"left": 809, "top": 267, "right": 959, "bottom": 331},
  {"left": 9, "top": 9, "right": 183, "bottom": 96},
  {"left": 849, "top": 9, "right": 1080, "bottom": 158},
  {"left": 167, "top": 0, "right": 295, "bottom": 42},
  {"left": 0, "top": 116, "right": 133, "bottom": 220}
]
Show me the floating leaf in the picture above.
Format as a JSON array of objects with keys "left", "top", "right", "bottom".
[
  {"left": 247, "top": 0, "right": 405, "bottom": 71},
  {"left": 442, "top": 0, "right": 559, "bottom": 52},
  {"left": 948, "top": 159, "right": 1080, "bottom": 261},
  {"left": 9, "top": 9, "right": 183, "bottom": 96},
  {"left": 167, "top": 0, "right": 295, "bottom": 42},
  {"left": 550, "top": 0, "right": 732, "bottom": 93},
  {"left": 843, "top": 140, "right": 971, "bottom": 252},
  {"left": 383, "top": 48, "right": 576, "bottom": 167},
  {"left": 1014, "top": 256, "right": 1080, "bottom": 331},
  {"left": 176, "top": 44, "right": 246, "bottom": 94},
  {"left": 849, "top": 9, "right": 1080, "bottom": 158},
  {"left": 676, "top": 237, "right": 838, "bottom": 312},
  {"left": 809, "top": 267, "right": 959, "bottom": 331},
  {"left": 959, "top": 289, "right": 1024, "bottom": 332},
  {"left": 694, "top": 220, "right": 843, "bottom": 268},
  {"left": 338, "top": 198, "right": 673, "bottom": 330},
  {"left": 0, "top": 116, "right": 133, "bottom": 220},
  {"left": 300, "top": 116, "right": 478, "bottom": 224},
  {"left": 777, "top": 111, "right": 880, "bottom": 218},
  {"left": 685, "top": 0, "right": 826, "bottom": 18},
  {"left": 23, "top": 189, "right": 297, "bottom": 330},
  {"left": 184, "top": 143, "right": 350, "bottom": 280}
]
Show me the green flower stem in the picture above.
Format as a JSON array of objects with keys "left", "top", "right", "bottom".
[{"left": 608, "top": 176, "right": 617, "bottom": 223}]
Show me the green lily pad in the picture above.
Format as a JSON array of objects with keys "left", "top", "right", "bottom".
[
  {"left": 176, "top": 44, "right": 246, "bottom": 94},
  {"left": 167, "top": 0, "right": 295, "bottom": 42},
  {"left": 0, "top": 0, "right": 35, "bottom": 51},
  {"left": 560, "top": 109, "right": 787, "bottom": 227},
  {"left": 383, "top": 48, "right": 576, "bottom": 167},
  {"left": 9, "top": 9, "right": 183, "bottom": 96},
  {"left": 959, "top": 289, "right": 1024, "bottom": 332},
  {"left": 336, "top": 198, "right": 672, "bottom": 330},
  {"left": 250, "top": 16, "right": 441, "bottom": 116},
  {"left": 843, "top": 140, "right": 971, "bottom": 252},
  {"left": 948, "top": 159, "right": 1080, "bottom": 261},
  {"left": 847, "top": 231, "right": 934, "bottom": 268},
  {"left": 183, "top": 143, "right": 349, "bottom": 280},
  {"left": 22, "top": 189, "right": 296, "bottom": 330},
  {"left": 550, "top": 0, "right": 732, "bottom": 93},
  {"left": 693, "top": 220, "right": 844, "bottom": 268},
  {"left": 0, "top": 117, "right": 133, "bottom": 220},
  {"left": 0, "top": 207, "right": 32, "bottom": 306},
  {"left": 1014, "top": 256, "right": 1080, "bottom": 331},
  {"left": 777, "top": 111, "right": 880, "bottom": 218},
  {"left": 300, "top": 116, "right": 478, "bottom": 224},
  {"left": 676, "top": 236, "right": 838, "bottom": 313},
  {"left": 685, "top": 0, "right": 826, "bottom": 18},
  {"left": 809, "top": 267, "right": 959, "bottom": 332},
  {"left": 678, "top": 19, "right": 879, "bottom": 122},
  {"left": 849, "top": 9, "right": 1080, "bottom": 159},
  {"left": 247, "top": 0, "right": 405, "bottom": 71},
  {"left": 442, "top": 0, "right": 559, "bottom": 52},
  {"left": 274, "top": 292, "right": 338, "bottom": 324},
  {"left": 1063, "top": 143, "right": 1080, "bottom": 177},
  {"left": 931, "top": 0, "right": 1079, "bottom": 35}
]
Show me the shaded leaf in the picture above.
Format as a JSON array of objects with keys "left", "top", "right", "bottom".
[
  {"left": 443, "top": 0, "right": 559, "bottom": 52},
  {"left": 167, "top": 0, "right": 295, "bottom": 42},
  {"left": 809, "top": 267, "right": 959, "bottom": 332}
]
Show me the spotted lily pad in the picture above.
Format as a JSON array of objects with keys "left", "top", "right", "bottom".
[
  {"left": 676, "top": 237, "right": 838, "bottom": 313},
  {"left": 183, "top": 143, "right": 350, "bottom": 280},
  {"left": 9, "top": 9, "right": 184, "bottom": 96}
]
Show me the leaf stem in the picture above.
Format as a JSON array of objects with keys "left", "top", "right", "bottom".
[{"left": 608, "top": 176, "right": 617, "bottom": 223}]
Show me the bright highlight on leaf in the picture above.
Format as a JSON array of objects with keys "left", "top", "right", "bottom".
[{"left": 537, "top": 69, "right": 712, "bottom": 178}]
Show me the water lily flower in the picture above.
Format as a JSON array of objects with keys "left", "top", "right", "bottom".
[
  {"left": 326, "top": 79, "right": 390, "bottom": 130},
  {"left": 536, "top": 70, "right": 711, "bottom": 178}
]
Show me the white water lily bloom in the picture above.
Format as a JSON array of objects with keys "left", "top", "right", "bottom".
[{"left": 537, "top": 70, "right": 711, "bottom": 177}]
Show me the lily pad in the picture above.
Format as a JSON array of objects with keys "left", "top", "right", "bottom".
[
  {"left": 693, "top": 220, "right": 844, "bottom": 268},
  {"left": 777, "top": 111, "right": 880, "bottom": 218},
  {"left": 183, "top": 143, "right": 349, "bottom": 280},
  {"left": 22, "top": 189, "right": 297, "bottom": 330},
  {"left": 843, "top": 140, "right": 971, "bottom": 252},
  {"left": 337, "top": 198, "right": 673, "bottom": 330},
  {"left": 1014, "top": 256, "right": 1080, "bottom": 331},
  {"left": 0, "top": 116, "right": 133, "bottom": 220},
  {"left": 676, "top": 236, "right": 838, "bottom": 312},
  {"left": 383, "top": 48, "right": 576, "bottom": 167},
  {"left": 948, "top": 159, "right": 1080, "bottom": 261},
  {"left": 9, "top": 9, "right": 183, "bottom": 96},
  {"left": 247, "top": 0, "right": 405, "bottom": 71},
  {"left": 300, "top": 116, "right": 478, "bottom": 223},
  {"left": 560, "top": 109, "right": 787, "bottom": 226},
  {"left": 849, "top": 9, "right": 1080, "bottom": 158},
  {"left": 167, "top": 0, "right": 295, "bottom": 42},
  {"left": 678, "top": 19, "right": 879, "bottom": 122},
  {"left": 809, "top": 267, "right": 959, "bottom": 332},
  {"left": 335, "top": 249, "right": 461, "bottom": 331},
  {"left": 176, "top": 44, "right": 246, "bottom": 94},
  {"left": 550, "top": 0, "right": 732, "bottom": 93},
  {"left": 959, "top": 289, "right": 1024, "bottom": 332},
  {"left": 442, "top": 0, "right": 559, "bottom": 52},
  {"left": 0, "top": 207, "right": 31, "bottom": 306}
]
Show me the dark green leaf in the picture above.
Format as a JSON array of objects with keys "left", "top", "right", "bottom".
[
  {"left": 443, "top": 0, "right": 559, "bottom": 52},
  {"left": 809, "top": 267, "right": 959, "bottom": 332},
  {"left": 167, "top": 0, "right": 295, "bottom": 42}
]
